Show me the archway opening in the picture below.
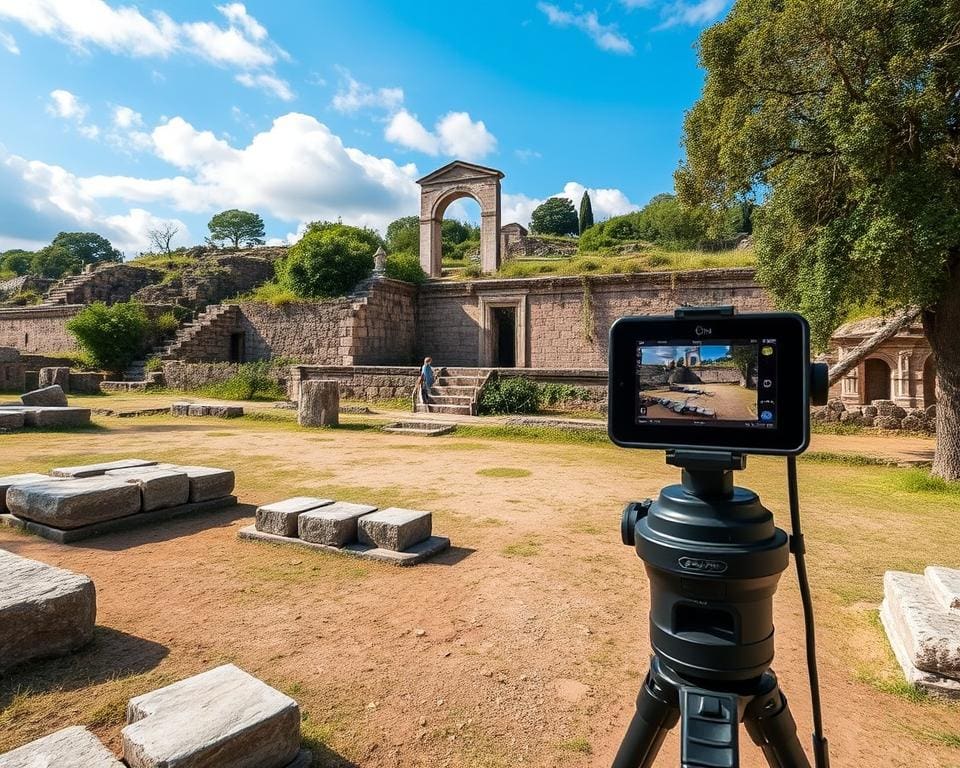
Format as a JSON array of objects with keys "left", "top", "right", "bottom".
[
  {"left": 923, "top": 356, "right": 938, "bottom": 407},
  {"left": 864, "top": 358, "right": 892, "bottom": 402},
  {"left": 438, "top": 194, "right": 481, "bottom": 273}
]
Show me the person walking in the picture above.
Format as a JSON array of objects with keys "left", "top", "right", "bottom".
[{"left": 415, "top": 356, "right": 435, "bottom": 411}]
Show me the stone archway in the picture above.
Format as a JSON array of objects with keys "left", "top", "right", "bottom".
[{"left": 417, "top": 161, "right": 504, "bottom": 277}]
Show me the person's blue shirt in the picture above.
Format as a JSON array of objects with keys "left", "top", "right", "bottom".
[{"left": 421, "top": 364, "right": 434, "bottom": 389}]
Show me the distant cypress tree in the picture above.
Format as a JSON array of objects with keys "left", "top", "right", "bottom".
[{"left": 578, "top": 191, "right": 595, "bottom": 235}]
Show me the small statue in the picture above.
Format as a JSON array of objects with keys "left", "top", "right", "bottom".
[{"left": 373, "top": 246, "right": 387, "bottom": 276}]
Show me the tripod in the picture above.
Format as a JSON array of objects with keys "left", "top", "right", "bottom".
[{"left": 613, "top": 450, "right": 812, "bottom": 768}]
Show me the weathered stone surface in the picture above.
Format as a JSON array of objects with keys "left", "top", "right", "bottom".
[
  {"left": 105, "top": 468, "right": 190, "bottom": 512},
  {"left": 0, "top": 550, "right": 96, "bottom": 673},
  {"left": 187, "top": 404, "right": 208, "bottom": 417},
  {"left": 21, "top": 384, "right": 68, "bottom": 407},
  {"left": 880, "top": 599, "right": 960, "bottom": 698},
  {"left": 0, "top": 472, "right": 54, "bottom": 514},
  {"left": 27, "top": 407, "right": 92, "bottom": 428},
  {"left": 358, "top": 507, "right": 431, "bottom": 552},
  {"left": 155, "top": 464, "right": 235, "bottom": 502},
  {"left": 68, "top": 372, "right": 105, "bottom": 395},
  {"left": 208, "top": 404, "right": 243, "bottom": 418},
  {"left": 298, "top": 380, "right": 339, "bottom": 427},
  {"left": 884, "top": 570, "right": 960, "bottom": 678},
  {"left": 51, "top": 459, "right": 157, "bottom": 478},
  {"left": 171, "top": 402, "right": 191, "bottom": 416},
  {"left": 926, "top": 566, "right": 960, "bottom": 612},
  {"left": 7, "top": 476, "right": 142, "bottom": 529},
  {"left": 38, "top": 367, "right": 70, "bottom": 391},
  {"left": 122, "top": 664, "right": 301, "bottom": 768},
  {"left": 0, "top": 411, "right": 24, "bottom": 430},
  {"left": 256, "top": 497, "right": 333, "bottom": 537},
  {"left": 298, "top": 502, "right": 377, "bottom": 547},
  {"left": 0, "top": 726, "right": 123, "bottom": 768}
]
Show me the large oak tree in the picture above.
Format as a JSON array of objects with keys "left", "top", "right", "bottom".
[{"left": 676, "top": 0, "right": 960, "bottom": 479}]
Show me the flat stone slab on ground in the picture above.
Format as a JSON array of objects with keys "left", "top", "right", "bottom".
[
  {"left": 880, "top": 599, "right": 960, "bottom": 699},
  {"left": 154, "top": 464, "right": 235, "bottom": 502},
  {"left": 20, "top": 384, "right": 67, "bottom": 407},
  {"left": 0, "top": 411, "right": 24, "bottom": 430},
  {"left": 256, "top": 496, "right": 333, "bottom": 537},
  {"left": 51, "top": 458, "right": 157, "bottom": 478},
  {"left": 298, "top": 502, "right": 378, "bottom": 547},
  {"left": 358, "top": 507, "right": 432, "bottom": 552},
  {"left": 0, "top": 550, "right": 95, "bottom": 673},
  {"left": 884, "top": 570, "right": 960, "bottom": 678},
  {"left": 926, "top": 565, "right": 960, "bottom": 611},
  {"left": 0, "top": 726, "right": 123, "bottom": 768},
  {"left": 239, "top": 525, "right": 451, "bottom": 566},
  {"left": 0, "top": 472, "right": 53, "bottom": 514},
  {"left": 26, "top": 407, "right": 91, "bottom": 428},
  {"left": 105, "top": 468, "right": 190, "bottom": 512},
  {"left": 8, "top": 476, "right": 142, "bottom": 529},
  {"left": 122, "top": 663, "right": 301, "bottom": 768}
]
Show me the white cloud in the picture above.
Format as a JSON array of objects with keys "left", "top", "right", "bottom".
[
  {"left": 658, "top": 0, "right": 729, "bottom": 27},
  {"left": 514, "top": 148, "right": 542, "bottom": 162},
  {"left": 385, "top": 110, "right": 496, "bottom": 160},
  {"left": 78, "top": 124, "right": 101, "bottom": 140},
  {"left": 0, "top": 28, "right": 18, "bottom": 54},
  {"left": 236, "top": 72, "right": 294, "bottom": 101},
  {"left": 48, "top": 89, "right": 87, "bottom": 121},
  {"left": 216, "top": 3, "right": 267, "bottom": 41},
  {"left": 332, "top": 71, "right": 404, "bottom": 114},
  {"left": 618, "top": 0, "right": 656, "bottom": 7},
  {"left": 502, "top": 182, "right": 640, "bottom": 227},
  {"left": 538, "top": 3, "right": 634, "bottom": 54},
  {"left": 181, "top": 17, "right": 274, "bottom": 69},
  {"left": 112, "top": 105, "right": 142, "bottom": 129}
]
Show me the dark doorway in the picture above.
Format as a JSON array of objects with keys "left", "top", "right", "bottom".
[
  {"left": 863, "top": 358, "right": 891, "bottom": 403},
  {"left": 493, "top": 307, "right": 516, "bottom": 367},
  {"left": 229, "top": 332, "right": 245, "bottom": 363},
  {"left": 923, "top": 356, "right": 938, "bottom": 406}
]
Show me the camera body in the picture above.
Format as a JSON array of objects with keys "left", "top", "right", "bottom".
[{"left": 607, "top": 310, "right": 814, "bottom": 456}]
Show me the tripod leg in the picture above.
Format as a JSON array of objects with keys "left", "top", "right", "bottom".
[
  {"left": 742, "top": 676, "right": 811, "bottom": 768},
  {"left": 611, "top": 671, "right": 680, "bottom": 768}
]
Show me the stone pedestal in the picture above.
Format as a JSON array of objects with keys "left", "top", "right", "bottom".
[
  {"left": 298, "top": 380, "right": 339, "bottom": 427},
  {"left": 39, "top": 367, "right": 70, "bottom": 392}
]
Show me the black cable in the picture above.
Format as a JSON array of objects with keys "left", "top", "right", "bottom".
[{"left": 787, "top": 455, "right": 830, "bottom": 768}]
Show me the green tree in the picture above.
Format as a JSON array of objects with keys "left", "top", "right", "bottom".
[
  {"left": 207, "top": 209, "right": 266, "bottom": 248},
  {"left": 305, "top": 220, "right": 384, "bottom": 251},
  {"left": 66, "top": 301, "right": 150, "bottom": 373},
  {"left": 530, "top": 197, "right": 579, "bottom": 236},
  {"left": 279, "top": 226, "right": 375, "bottom": 298},
  {"left": 51, "top": 232, "right": 122, "bottom": 267},
  {"left": 675, "top": 0, "right": 960, "bottom": 479},
  {"left": 386, "top": 216, "right": 420, "bottom": 254},
  {"left": 385, "top": 251, "right": 427, "bottom": 284},
  {"left": 0, "top": 249, "right": 34, "bottom": 276},
  {"left": 30, "top": 244, "right": 78, "bottom": 279},
  {"left": 578, "top": 191, "right": 595, "bottom": 234}
]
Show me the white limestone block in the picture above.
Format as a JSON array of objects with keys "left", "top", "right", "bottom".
[
  {"left": 105, "top": 468, "right": 190, "bottom": 512},
  {"left": 7, "top": 476, "right": 142, "bottom": 529},
  {"left": 0, "top": 726, "right": 123, "bottom": 768},
  {"left": 884, "top": 570, "right": 960, "bottom": 678},
  {"left": 925, "top": 565, "right": 960, "bottom": 612},
  {"left": 51, "top": 459, "right": 157, "bottom": 478}
]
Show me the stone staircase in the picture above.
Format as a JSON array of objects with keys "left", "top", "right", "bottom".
[
  {"left": 40, "top": 272, "right": 98, "bottom": 306},
  {"left": 123, "top": 359, "right": 147, "bottom": 382},
  {"left": 415, "top": 368, "right": 490, "bottom": 416},
  {"left": 154, "top": 304, "right": 240, "bottom": 360},
  {"left": 41, "top": 263, "right": 161, "bottom": 306}
]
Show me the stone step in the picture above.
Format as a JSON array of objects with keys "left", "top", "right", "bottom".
[
  {"left": 427, "top": 395, "right": 474, "bottom": 406},
  {"left": 883, "top": 570, "right": 960, "bottom": 679},
  {"left": 0, "top": 726, "right": 123, "bottom": 767},
  {"left": 926, "top": 566, "right": 960, "bottom": 611},
  {"left": 382, "top": 421, "right": 456, "bottom": 437},
  {"left": 430, "top": 385, "right": 476, "bottom": 396},
  {"left": 358, "top": 507, "right": 431, "bottom": 552},
  {"left": 436, "top": 376, "right": 484, "bottom": 387},
  {"left": 415, "top": 403, "right": 473, "bottom": 415},
  {"left": 442, "top": 368, "right": 488, "bottom": 376}
]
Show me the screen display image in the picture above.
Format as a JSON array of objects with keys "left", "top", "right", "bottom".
[{"left": 636, "top": 340, "right": 777, "bottom": 429}]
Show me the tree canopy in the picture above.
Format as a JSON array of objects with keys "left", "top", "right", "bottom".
[
  {"left": 530, "top": 197, "right": 579, "bottom": 236},
  {"left": 207, "top": 209, "right": 266, "bottom": 248},
  {"left": 279, "top": 225, "right": 376, "bottom": 298},
  {"left": 675, "top": 0, "right": 960, "bottom": 478}
]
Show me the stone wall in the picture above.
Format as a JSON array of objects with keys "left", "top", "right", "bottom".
[
  {"left": 45, "top": 263, "right": 162, "bottom": 306},
  {"left": 416, "top": 269, "right": 773, "bottom": 368},
  {"left": 504, "top": 235, "right": 578, "bottom": 260},
  {"left": 813, "top": 398, "right": 936, "bottom": 433},
  {"left": 134, "top": 255, "right": 276, "bottom": 312},
  {"left": 0, "top": 305, "right": 82, "bottom": 353},
  {"left": 288, "top": 365, "right": 419, "bottom": 402},
  {"left": 162, "top": 360, "right": 290, "bottom": 393},
  {"left": 351, "top": 279, "right": 417, "bottom": 364}
]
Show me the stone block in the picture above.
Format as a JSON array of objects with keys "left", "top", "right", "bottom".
[
  {"left": 298, "top": 380, "right": 339, "bottom": 427},
  {"left": 0, "top": 411, "right": 24, "bottom": 430},
  {"left": 28, "top": 407, "right": 92, "bottom": 428},
  {"left": 0, "top": 472, "right": 55, "bottom": 514},
  {"left": 880, "top": 599, "right": 960, "bottom": 699},
  {"left": 298, "top": 502, "right": 378, "bottom": 547},
  {"left": 0, "top": 347, "right": 19, "bottom": 363},
  {"left": 171, "top": 402, "right": 191, "bottom": 416},
  {"left": 155, "top": 464, "right": 235, "bottom": 502},
  {"left": 21, "top": 384, "right": 68, "bottom": 407},
  {"left": 105, "top": 468, "right": 190, "bottom": 512},
  {"left": 0, "top": 726, "right": 123, "bottom": 768},
  {"left": 256, "top": 497, "right": 333, "bottom": 537},
  {"left": 0, "top": 550, "right": 96, "bottom": 673},
  {"left": 7, "top": 476, "right": 142, "bottom": 529},
  {"left": 69, "top": 372, "right": 105, "bottom": 394},
  {"left": 926, "top": 566, "right": 960, "bottom": 612},
  {"left": 358, "top": 507, "right": 431, "bottom": 552},
  {"left": 187, "top": 404, "right": 209, "bottom": 416},
  {"left": 884, "top": 570, "right": 960, "bottom": 678},
  {"left": 122, "top": 664, "right": 301, "bottom": 768},
  {"left": 52, "top": 458, "right": 157, "bottom": 478},
  {"left": 208, "top": 404, "right": 243, "bottom": 418},
  {"left": 901, "top": 415, "right": 923, "bottom": 431},
  {"left": 39, "top": 367, "right": 70, "bottom": 391}
]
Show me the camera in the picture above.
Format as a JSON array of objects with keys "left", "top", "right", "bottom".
[{"left": 607, "top": 309, "right": 821, "bottom": 455}]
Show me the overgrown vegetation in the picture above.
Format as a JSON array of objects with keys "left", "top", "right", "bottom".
[
  {"left": 478, "top": 376, "right": 541, "bottom": 415},
  {"left": 277, "top": 224, "right": 377, "bottom": 298},
  {"left": 66, "top": 301, "right": 150, "bottom": 373},
  {"left": 196, "top": 362, "right": 286, "bottom": 401},
  {"left": 490, "top": 249, "right": 754, "bottom": 280}
]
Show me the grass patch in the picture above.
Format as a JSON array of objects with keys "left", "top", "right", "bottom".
[
  {"left": 234, "top": 280, "right": 301, "bottom": 306},
  {"left": 501, "top": 536, "right": 543, "bottom": 557},
  {"left": 800, "top": 451, "right": 893, "bottom": 467},
  {"left": 453, "top": 424, "right": 608, "bottom": 446},
  {"left": 855, "top": 666, "right": 929, "bottom": 703},
  {"left": 558, "top": 736, "right": 593, "bottom": 755},
  {"left": 892, "top": 469, "right": 960, "bottom": 496},
  {"left": 476, "top": 467, "right": 531, "bottom": 478},
  {"left": 911, "top": 728, "right": 960, "bottom": 749}
]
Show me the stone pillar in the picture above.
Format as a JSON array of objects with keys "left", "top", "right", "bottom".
[
  {"left": 39, "top": 367, "right": 70, "bottom": 392},
  {"left": 298, "top": 380, "right": 339, "bottom": 427},
  {"left": 419, "top": 218, "right": 442, "bottom": 278}
]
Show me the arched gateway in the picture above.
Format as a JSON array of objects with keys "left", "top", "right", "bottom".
[{"left": 417, "top": 161, "right": 504, "bottom": 277}]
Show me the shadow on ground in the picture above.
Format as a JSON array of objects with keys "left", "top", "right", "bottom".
[
  {"left": 429, "top": 545, "right": 476, "bottom": 565},
  {"left": 79, "top": 504, "right": 255, "bottom": 552},
  {"left": 0, "top": 626, "right": 168, "bottom": 709},
  {"left": 308, "top": 744, "right": 361, "bottom": 768}
]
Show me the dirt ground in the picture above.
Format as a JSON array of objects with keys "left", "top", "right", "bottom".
[
  {"left": 640, "top": 382, "right": 758, "bottom": 421},
  {"left": 1, "top": 412, "right": 958, "bottom": 767}
]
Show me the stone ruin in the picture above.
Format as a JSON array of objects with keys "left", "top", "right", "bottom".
[{"left": 812, "top": 397, "right": 936, "bottom": 433}]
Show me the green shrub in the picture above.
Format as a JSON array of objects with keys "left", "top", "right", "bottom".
[
  {"left": 4, "top": 289, "right": 42, "bottom": 306},
  {"left": 198, "top": 362, "right": 286, "bottom": 401},
  {"left": 539, "top": 382, "right": 591, "bottom": 406},
  {"left": 154, "top": 312, "right": 180, "bottom": 337},
  {"left": 278, "top": 228, "right": 375, "bottom": 298},
  {"left": 462, "top": 263, "right": 482, "bottom": 278},
  {"left": 385, "top": 252, "right": 427, "bottom": 284},
  {"left": 244, "top": 281, "right": 301, "bottom": 306},
  {"left": 145, "top": 357, "right": 164, "bottom": 373},
  {"left": 479, "top": 376, "right": 541, "bottom": 415},
  {"left": 66, "top": 301, "right": 150, "bottom": 373}
]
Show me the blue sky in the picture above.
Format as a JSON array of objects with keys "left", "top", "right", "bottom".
[
  {"left": 0, "top": 0, "right": 729, "bottom": 255},
  {"left": 642, "top": 344, "right": 730, "bottom": 364}
]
